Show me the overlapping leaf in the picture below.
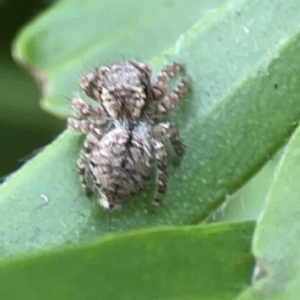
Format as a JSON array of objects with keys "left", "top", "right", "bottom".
[
  {"left": 0, "top": 222, "right": 254, "bottom": 300},
  {"left": 1, "top": 0, "right": 300, "bottom": 260},
  {"left": 238, "top": 123, "right": 300, "bottom": 299}
]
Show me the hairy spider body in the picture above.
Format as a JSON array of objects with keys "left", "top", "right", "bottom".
[
  {"left": 68, "top": 61, "right": 190, "bottom": 211},
  {"left": 89, "top": 122, "right": 153, "bottom": 209},
  {"left": 80, "top": 62, "right": 153, "bottom": 120}
]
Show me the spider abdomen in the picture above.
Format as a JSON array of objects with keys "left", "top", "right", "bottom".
[{"left": 89, "top": 125, "right": 153, "bottom": 208}]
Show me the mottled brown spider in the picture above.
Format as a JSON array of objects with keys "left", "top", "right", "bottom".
[{"left": 68, "top": 61, "right": 190, "bottom": 211}]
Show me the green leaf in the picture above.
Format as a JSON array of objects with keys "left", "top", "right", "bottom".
[
  {"left": 2, "top": 0, "right": 300, "bottom": 258},
  {"left": 0, "top": 49, "right": 46, "bottom": 128},
  {"left": 206, "top": 146, "right": 285, "bottom": 223},
  {"left": 0, "top": 222, "right": 254, "bottom": 300},
  {"left": 14, "top": 0, "right": 227, "bottom": 117},
  {"left": 0, "top": 48, "right": 63, "bottom": 177},
  {"left": 238, "top": 124, "right": 300, "bottom": 300}
]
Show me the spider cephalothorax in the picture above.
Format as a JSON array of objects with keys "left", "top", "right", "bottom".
[
  {"left": 68, "top": 61, "right": 190, "bottom": 211},
  {"left": 79, "top": 62, "right": 153, "bottom": 120}
]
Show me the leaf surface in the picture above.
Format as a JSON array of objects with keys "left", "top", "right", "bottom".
[
  {"left": 207, "top": 146, "right": 285, "bottom": 223},
  {"left": 0, "top": 222, "right": 254, "bottom": 300},
  {"left": 1, "top": 0, "right": 300, "bottom": 258},
  {"left": 238, "top": 124, "right": 300, "bottom": 300}
]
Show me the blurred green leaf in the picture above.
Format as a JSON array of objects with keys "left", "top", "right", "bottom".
[
  {"left": 0, "top": 48, "right": 63, "bottom": 177},
  {"left": 238, "top": 124, "right": 300, "bottom": 300},
  {"left": 0, "top": 222, "right": 254, "bottom": 300},
  {"left": 1, "top": 0, "right": 300, "bottom": 259},
  {"left": 206, "top": 146, "right": 285, "bottom": 223},
  {"left": 14, "top": 0, "right": 227, "bottom": 117}
]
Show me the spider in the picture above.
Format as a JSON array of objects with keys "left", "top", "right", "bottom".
[{"left": 68, "top": 61, "right": 190, "bottom": 211}]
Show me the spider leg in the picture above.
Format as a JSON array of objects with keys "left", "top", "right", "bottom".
[
  {"left": 68, "top": 117, "right": 92, "bottom": 134},
  {"left": 152, "top": 63, "right": 184, "bottom": 100},
  {"left": 77, "top": 146, "right": 91, "bottom": 196},
  {"left": 152, "top": 122, "right": 185, "bottom": 158},
  {"left": 79, "top": 69, "right": 99, "bottom": 100},
  {"left": 150, "top": 141, "right": 168, "bottom": 212},
  {"left": 155, "top": 79, "right": 190, "bottom": 116},
  {"left": 77, "top": 128, "right": 104, "bottom": 196},
  {"left": 71, "top": 96, "right": 103, "bottom": 120}
]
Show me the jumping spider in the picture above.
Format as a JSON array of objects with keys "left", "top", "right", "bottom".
[{"left": 68, "top": 61, "right": 190, "bottom": 211}]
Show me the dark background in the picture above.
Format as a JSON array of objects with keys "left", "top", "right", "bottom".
[{"left": 0, "top": 0, "right": 63, "bottom": 179}]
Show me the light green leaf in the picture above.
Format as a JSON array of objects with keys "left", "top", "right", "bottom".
[
  {"left": 238, "top": 124, "right": 300, "bottom": 300},
  {"left": 0, "top": 222, "right": 254, "bottom": 300},
  {"left": 1, "top": 0, "right": 300, "bottom": 258},
  {"left": 206, "top": 146, "right": 285, "bottom": 223},
  {"left": 14, "top": 0, "right": 227, "bottom": 117}
]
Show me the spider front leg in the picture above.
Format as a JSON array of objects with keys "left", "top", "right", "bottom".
[
  {"left": 68, "top": 117, "right": 92, "bottom": 134},
  {"left": 152, "top": 63, "right": 184, "bottom": 99},
  {"left": 150, "top": 141, "right": 168, "bottom": 212},
  {"left": 79, "top": 66, "right": 109, "bottom": 101},
  {"left": 155, "top": 79, "right": 190, "bottom": 116},
  {"left": 77, "top": 128, "right": 104, "bottom": 196},
  {"left": 71, "top": 96, "right": 103, "bottom": 120},
  {"left": 79, "top": 69, "right": 99, "bottom": 100},
  {"left": 152, "top": 122, "right": 185, "bottom": 159}
]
